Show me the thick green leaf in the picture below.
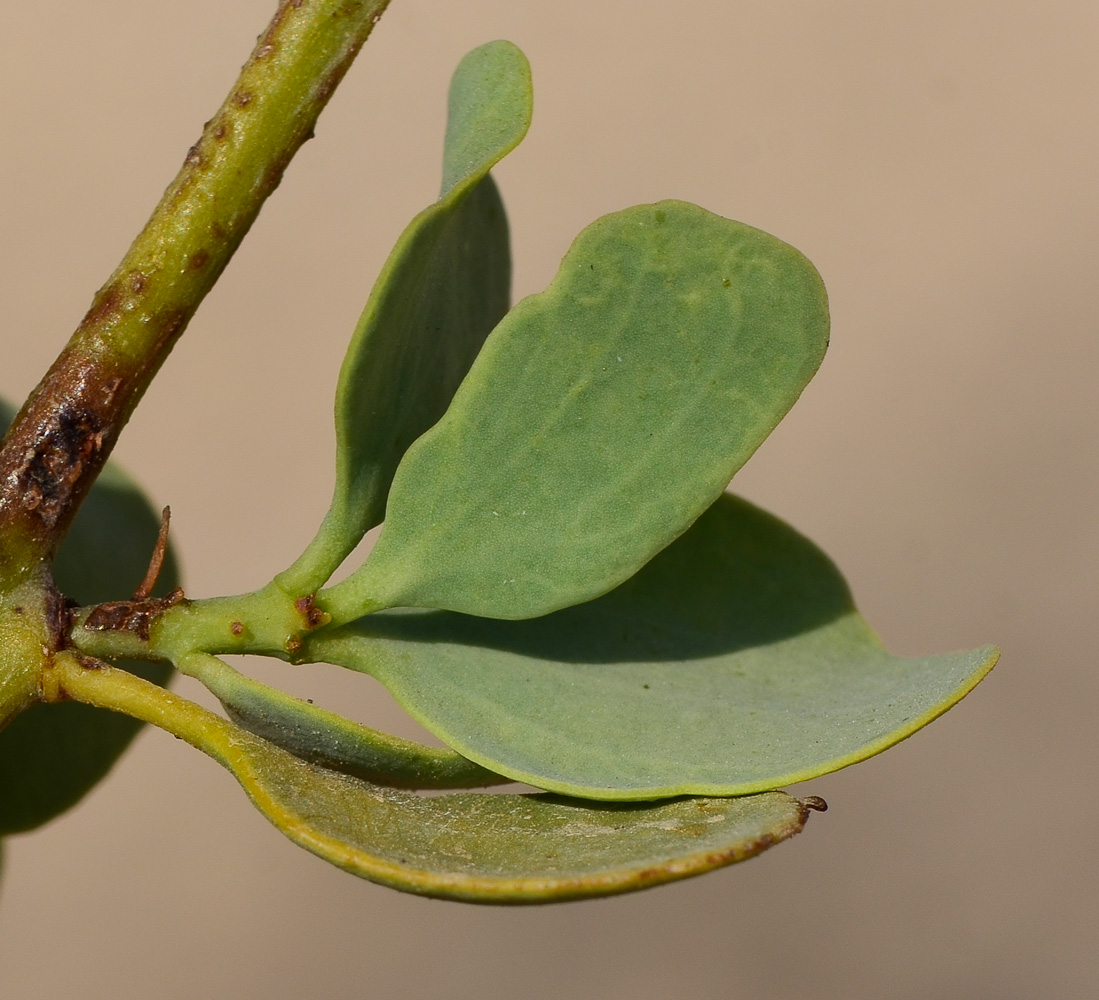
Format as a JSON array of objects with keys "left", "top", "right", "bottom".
[
  {"left": 314, "top": 494, "right": 997, "bottom": 800},
  {"left": 326, "top": 201, "right": 829, "bottom": 622},
  {"left": 55, "top": 655, "right": 818, "bottom": 904},
  {"left": 280, "top": 40, "right": 531, "bottom": 594},
  {"left": 238, "top": 761, "right": 814, "bottom": 903},
  {"left": 439, "top": 40, "right": 533, "bottom": 199},
  {"left": 182, "top": 652, "right": 507, "bottom": 789},
  {"left": 0, "top": 398, "right": 177, "bottom": 834}
]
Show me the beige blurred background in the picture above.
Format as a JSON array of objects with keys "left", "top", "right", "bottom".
[{"left": 1, "top": 1, "right": 1096, "bottom": 996}]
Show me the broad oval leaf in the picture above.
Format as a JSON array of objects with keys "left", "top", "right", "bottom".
[
  {"left": 55, "top": 657, "right": 817, "bottom": 903},
  {"left": 314, "top": 495, "right": 997, "bottom": 800},
  {"left": 279, "top": 40, "right": 531, "bottom": 594},
  {"left": 325, "top": 200, "right": 829, "bottom": 622},
  {"left": 182, "top": 652, "right": 506, "bottom": 789},
  {"left": 0, "top": 397, "right": 177, "bottom": 834}
]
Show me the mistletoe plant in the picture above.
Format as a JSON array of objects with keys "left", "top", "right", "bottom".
[{"left": 0, "top": 1, "right": 996, "bottom": 903}]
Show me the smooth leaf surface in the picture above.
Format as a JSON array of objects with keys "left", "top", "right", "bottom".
[
  {"left": 330, "top": 201, "right": 829, "bottom": 621},
  {"left": 0, "top": 397, "right": 176, "bottom": 834},
  {"left": 55, "top": 656, "right": 816, "bottom": 904},
  {"left": 183, "top": 652, "right": 506, "bottom": 789},
  {"left": 280, "top": 40, "right": 530, "bottom": 594},
  {"left": 315, "top": 495, "right": 997, "bottom": 800}
]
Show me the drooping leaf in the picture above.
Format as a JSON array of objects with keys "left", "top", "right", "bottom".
[
  {"left": 279, "top": 40, "right": 531, "bottom": 594},
  {"left": 314, "top": 494, "right": 997, "bottom": 800},
  {"left": 54, "top": 656, "right": 818, "bottom": 904},
  {"left": 0, "top": 397, "right": 177, "bottom": 834},
  {"left": 239, "top": 760, "right": 814, "bottom": 903},
  {"left": 324, "top": 201, "right": 829, "bottom": 623},
  {"left": 181, "top": 652, "right": 507, "bottom": 789}
]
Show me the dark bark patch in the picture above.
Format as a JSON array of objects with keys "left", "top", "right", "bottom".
[
  {"left": 45, "top": 578, "right": 75, "bottom": 652},
  {"left": 83, "top": 587, "right": 185, "bottom": 642},
  {"left": 17, "top": 404, "right": 109, "bottom": 528}
]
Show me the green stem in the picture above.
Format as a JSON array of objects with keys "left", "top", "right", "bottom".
[
  {"left": 44, "top": 652, "right": 253, "bottom": 772},
  {"left": 70, "top": 581, "right": 324, "bottom": 663},
  {"left": 0, "top": 570, "right": 55, "bottom": 729},
  {"left": 0, "top": 0, "right": 391, "bottom": 587}
]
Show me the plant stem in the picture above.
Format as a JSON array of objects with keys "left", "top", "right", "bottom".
[
  {"left": 0, "top": 0, "right": 391, "bottom": 588},
  {"left": 71, "top": 581, "right": 326, "bottom": 664},
  {"left": 0, "top": 569, "right": 56, "bottom": 729},
  {"left": 43, "top": 652, "right": 247, "bottom": 770}
]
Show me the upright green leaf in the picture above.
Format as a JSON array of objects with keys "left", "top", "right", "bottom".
[
  {"left": 279, "top": 40, "right": 532, "bottom": 594},
  {"left": 324, "top": 201, "right": 829, "bottom": 622},
  {"left": 0, "top": 397, "right": 177, "bottom": 834},
  {"left": 314, "top": 495, "right": 997, "bottom": 800}
]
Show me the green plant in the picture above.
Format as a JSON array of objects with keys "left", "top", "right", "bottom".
[{"left": 0, "top": 1, "right": 996, "bottom": 903}]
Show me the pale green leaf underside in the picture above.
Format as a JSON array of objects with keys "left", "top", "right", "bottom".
[
  {"left": 182, "top": 652, "right": 506, "bottom": 789},
  {"left": 70, "top": 660, "right": 813, "bottom": 902},
  {"left": 248, "top": 765, "right": 812, "bottom": 903},
  {"left": 331, "top": 201, "right": 829, "bottom": 622},
  {"left": 0, "top": 401, "right": 177, "bottom": 835},
  {"left": 280, "top": 40, "right": 530, "bottom": 594},
  {"left": 315, "top": 495, "right": 997, "bottom": 800},
  {"left": 175, "top": 701, "right": 812, "bottom": 902}
]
